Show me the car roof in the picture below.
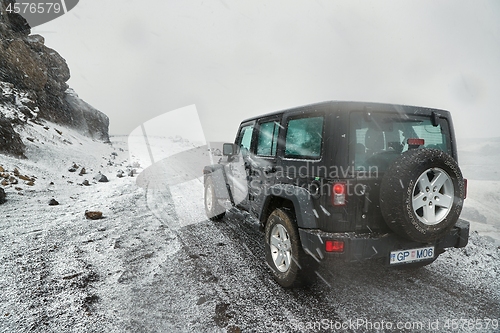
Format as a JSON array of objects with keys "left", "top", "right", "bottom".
[{"left": 240, "top": 101, "right": 451, "bottom": 124}]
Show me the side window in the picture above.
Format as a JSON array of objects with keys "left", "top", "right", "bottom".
[
  {"left": 285, "top": 116, "right": 324, "bottom": 158},
  {"left": 256, "top": 121, "right": 279, "bottom": 156},
  {"left": 238, "top": 125, "right": 254, "bottom": 154}
]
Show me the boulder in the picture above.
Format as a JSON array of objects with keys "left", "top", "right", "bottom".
[
  {"left": 93, "top": 173, "right": 108, "bottom": 183},
  {"left": 0, "top": 187, "right": 5, "bottom": 204},
  {"left": 0, "top": 117, "right": 25, "bottom": 157},
  {"left": 85, "top": 211, "right": 103, "bottom": 220},
  {"left": 18, "top": 174, "right": 32, "bottom": 181},
  {"left": 48, "top": 198, "right": 59, "bottom": 206}
]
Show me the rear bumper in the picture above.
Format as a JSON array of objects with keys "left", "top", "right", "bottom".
[{"left": 298, "top": 219, "right": 470, "bottom": 264}]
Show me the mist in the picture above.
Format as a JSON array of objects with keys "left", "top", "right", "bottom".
[{"left": 32, "top": 0, "right": 500, "bottom": 142}]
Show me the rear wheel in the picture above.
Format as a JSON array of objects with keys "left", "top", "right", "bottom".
[
  {"left": 204, "top": 177, "right": 225, "bottom": 221},
  {"left": 264, "top": 208, "right": 317, "bottom": 288}
]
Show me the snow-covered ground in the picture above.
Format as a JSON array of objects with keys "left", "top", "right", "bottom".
[
  {"left": 1, "top": 122, "right": 499, "bottom": 332},
  {"left": 459, "top": 137, "right": 500, "bottom": 245}
]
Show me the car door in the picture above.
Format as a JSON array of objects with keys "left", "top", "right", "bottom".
[
  {"left": 226, "top": 121, "right": 255, "bottom": 211},
  {"left": 247, "top": 116, "right": 281, "bottom": 216}
]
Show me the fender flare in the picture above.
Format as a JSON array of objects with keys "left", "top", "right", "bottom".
[
  {"left": 261, "top": 184, "right": 318, "bottom": 229},
  {"left": 203, "top": 165, "right": 231, "bottom": 202}
]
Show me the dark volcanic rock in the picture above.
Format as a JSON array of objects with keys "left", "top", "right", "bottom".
[
  {"left": 48, "top": 198, "right": 59, "bottom": 206},
  {"left": 0, "top": 1, "right": 30, "bottom": 37},
  {"left": 64, "top": 89, "right": 110, "bottom": 142},
  {"left": 0, "top": 0, "right": 110, "bottom": 153},
  {"left": 93, "top": 173, "right": 108, "bottom": 183},
  {"left": 0, "top": 38, "right": 48, "bottom": 91},
  {"left": 0, "top": 116, "right": 25, "bottom": 158},
  {"left": 85, "top": 210, "right": 103, "bottom": 220},
  {"left": 0, "top": 187, "right": 5, "bottom": 204}
]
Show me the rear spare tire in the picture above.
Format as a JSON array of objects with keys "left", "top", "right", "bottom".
[{"left": 380, "top": 149, "right": 465, "bottom": 243}]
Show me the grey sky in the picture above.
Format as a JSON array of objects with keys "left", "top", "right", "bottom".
[{"left": 32, "top": 0, "right": 500, "bottom": 141}]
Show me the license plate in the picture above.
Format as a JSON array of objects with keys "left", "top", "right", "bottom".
[{"left": 390, "top": 246, "right": 434, "bottom": 265}]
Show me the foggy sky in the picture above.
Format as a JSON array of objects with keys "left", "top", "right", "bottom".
[{"left": 32, "top": 0, "right": 500, "bottom": 142}]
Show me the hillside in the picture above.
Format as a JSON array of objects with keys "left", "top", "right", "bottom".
[{"left": 0, "top": 0, "right": 109, "bottom": 158}]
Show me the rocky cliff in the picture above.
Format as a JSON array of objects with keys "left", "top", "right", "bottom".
[{"left": 0, "top": 0, "right": 109, "bottom": 158}]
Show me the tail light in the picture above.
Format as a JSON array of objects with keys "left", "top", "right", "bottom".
[
  {"left": 332, "top": 182, "right": 346, "bottom": 206},
  {"left": 407, "top": 138, "right": 425, "bottom": 146},
  {"left": 325, "top": 240, "right": 344, "bottom": 252}
]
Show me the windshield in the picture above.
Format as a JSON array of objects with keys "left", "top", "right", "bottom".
[{"left": 350, "top": 111, "right": 451, "bottom": 171}]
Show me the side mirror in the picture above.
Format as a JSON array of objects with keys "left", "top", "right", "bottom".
[{"left": 223, "top": 143, "right": 240, "bottom": 156}]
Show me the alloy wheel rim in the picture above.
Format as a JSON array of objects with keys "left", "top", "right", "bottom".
[
  {"left": 412, "top": 167, "right": 454, "bottom": 225},
  {"left": 270, "top": 223, "right": 292, "bottom": 272}
]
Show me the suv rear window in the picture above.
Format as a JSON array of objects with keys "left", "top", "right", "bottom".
[{"left": 350, "top": 112, "right": 451, "bottom": 171}]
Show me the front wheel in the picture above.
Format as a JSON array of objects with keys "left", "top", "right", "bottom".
[
  {"left": 204, "top": 177, "right": 225, "bottom": 221},
  {"left": 264, "top": 208, "right": 317, "bottom": 288}
]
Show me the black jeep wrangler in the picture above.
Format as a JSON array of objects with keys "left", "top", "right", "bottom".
[{"left": 203, "top": 101, "right": 469, "bottom": 288}]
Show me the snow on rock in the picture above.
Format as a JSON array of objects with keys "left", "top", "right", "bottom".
[
  {"left": 0, "top": 126, "right": 145, "bottom": 332},
  {"left": 1, "top": 0, "right": 109, "bottom": 149},
  {"left": 48, "top": 198, "right": 59, "bottom": 206},
  {"left": 64, "top": 89, "right": 110, "bottom": 142},
  {"left": 0, "top": 115, "right": 25, "bottom": 157},
  {"left": 93, "top": 172, "right": 109, "bottom": 183}
]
